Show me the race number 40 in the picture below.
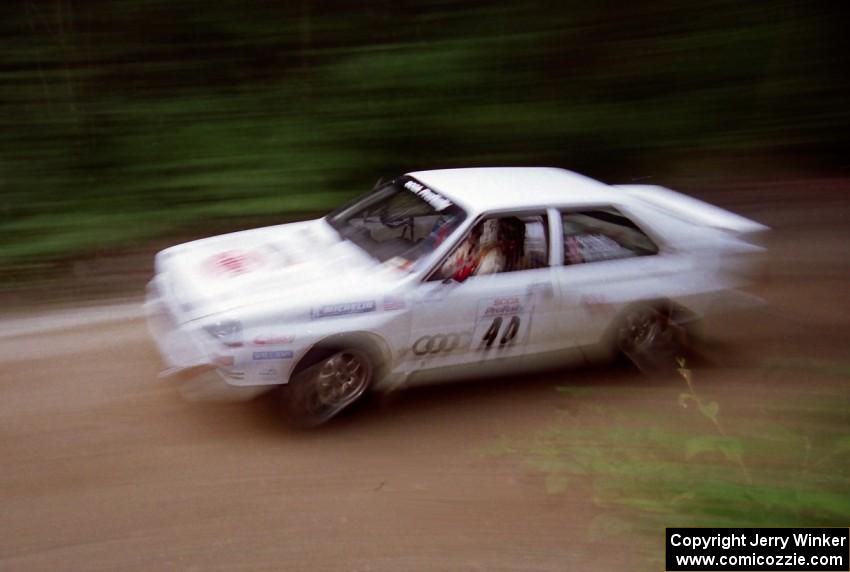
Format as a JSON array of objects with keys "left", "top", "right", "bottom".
[{"left": 474, "top": 295, "right": 531, "bottom": 351}]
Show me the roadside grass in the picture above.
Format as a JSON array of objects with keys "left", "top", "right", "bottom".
[{"left": 482, "top": 360, "right": 850, "bottom": 566}]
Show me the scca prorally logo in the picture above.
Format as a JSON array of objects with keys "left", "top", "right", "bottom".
[
  {"left": 412, "top": 332, "right": 472, "bottom": 356},
  {"left": 483, "top": 296, "right": 523, "bottom": 318},
  {"left": 204, "top": 250, "right": 264, "bottom": 277}
]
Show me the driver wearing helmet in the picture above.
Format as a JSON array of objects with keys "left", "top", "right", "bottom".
[
  {"left": 475, "top": 219, "right": 507, "bottom": 276},
  {"left": 442, "top": 223, "right": 482, "bottom": 281},
  {"left": 442, "top": 218, "right": 517, "bottom": 280}
]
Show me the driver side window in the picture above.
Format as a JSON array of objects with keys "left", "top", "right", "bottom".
[{"left": 437, "top": 213, "right": 549, "bottom": 281}]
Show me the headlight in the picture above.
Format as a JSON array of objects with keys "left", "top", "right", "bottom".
[{"left": 202, "top": 319, "right": 243, "bottom": 348}]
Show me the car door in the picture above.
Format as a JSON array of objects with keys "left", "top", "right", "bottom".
[
  {"left": 553, "top": 205, "right": 691, "bottom": 348},
  {"left": 404, "top": 211, "right": 558, "bottom": 378}
]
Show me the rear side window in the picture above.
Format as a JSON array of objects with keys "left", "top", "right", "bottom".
[{"left": 561, "top": 208, "right": 657, "bottom": 265}]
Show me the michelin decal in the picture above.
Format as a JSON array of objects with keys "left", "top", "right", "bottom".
[
  {"left": 252, "top": 351, "right": 294, "bottom": 360},
  {"left": 311, "top": 301, "right": 376, "bottom": 319}
]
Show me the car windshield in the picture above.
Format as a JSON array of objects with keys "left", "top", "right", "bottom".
[{"left": 327, "top": 176, "right": 467, "bottom": 271}]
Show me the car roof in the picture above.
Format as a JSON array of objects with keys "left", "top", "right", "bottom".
[{"left": 406, "top": 167, "right": 620, "bottom": 214}]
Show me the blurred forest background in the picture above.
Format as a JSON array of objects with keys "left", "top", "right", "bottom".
[{"left": 1, "top": 0, "right": 848, "bottom": 292}]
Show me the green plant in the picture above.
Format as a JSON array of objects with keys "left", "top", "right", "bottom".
[{"left": 483, "top": 362, "right": 850, "bottom": 561}]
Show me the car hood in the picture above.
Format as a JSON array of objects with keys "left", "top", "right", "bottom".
[{"left": 157, "top": 219, "right": 395, "bottom": 321}]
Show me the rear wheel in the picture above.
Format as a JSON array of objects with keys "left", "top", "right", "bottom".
[
  {"left": 616, "top": 304, "right": 690, "bottom": 375},
  {"left": 282, "top": 348, "right": 373, "bottom": 428}
]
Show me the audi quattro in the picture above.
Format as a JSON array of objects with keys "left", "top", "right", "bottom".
[{"left": 145, "top": 167, "right": 767, "bottom": 427}]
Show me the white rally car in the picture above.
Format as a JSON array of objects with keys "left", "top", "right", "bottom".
[{"left": 146, "top": 167, "right": 767, "bottom": 426}]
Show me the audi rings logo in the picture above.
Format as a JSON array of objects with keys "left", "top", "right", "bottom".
[{"left": 412, "top": 333, "right": 471, "bottom": 356}]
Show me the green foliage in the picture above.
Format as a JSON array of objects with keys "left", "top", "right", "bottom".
[
  {"left": 2, "top": 1, "right": 849, "bottom": 279},
  {"left": 684, "top": 435, "right": 743, "bottom": 464},
  {"left": 483, "top": 367, "right": 850, "bottom": 546},
  {"left": 833, "top": 436, "right": 850, "bottom": 456},
  {"left": 698, "top": 400, "right": 720, "bottom": 423}
]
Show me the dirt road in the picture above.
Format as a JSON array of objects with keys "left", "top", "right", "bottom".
[{"left": 1, "top": 181, "right": 848, "bottom": 571}]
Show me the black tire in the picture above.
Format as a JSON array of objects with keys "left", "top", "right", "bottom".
[
  {"left": 281, "top": 347, "right": 374, "bottom": 428},
  {"left": 615, "top": 303, "right": 691, "bottom": 375}
]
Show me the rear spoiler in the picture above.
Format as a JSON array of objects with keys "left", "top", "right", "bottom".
[{"left": 614, "top": 184, "right": 769, "bottom": 234}]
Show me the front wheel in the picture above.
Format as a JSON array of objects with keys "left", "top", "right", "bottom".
[{"left": 281, "top": 348, "right": 373, "bottom": 428}]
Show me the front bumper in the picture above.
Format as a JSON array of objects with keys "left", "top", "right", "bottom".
[
  {"left": 166, "top": 367, "right": 271, "bottom": 401},
  {"left": 145, "top": 275, "right": 266, "bottom": 401},
  {"left": 145, "top": 275, "right": 207, "bottom": 370}
]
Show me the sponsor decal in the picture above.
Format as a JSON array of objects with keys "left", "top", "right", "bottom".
[
  {"left": 311, "top": 300, "right": 376, "bottom": 319},
  {"left": 412, "top": 332, "right": 472, "bottom": 356},
  {"left": 258, "top": 367, "right": 279, "bottom": 381},
  {"left": 566, "top": 234, "right": 631, "bottom": 264},
  {"left": 252, "top": 350, "right": 294, "bottom": 360},
  {"left": 253, "top": 334, "right": 296, "bottom": 346},
  {"left": 473, "top": 293, "right": 532, "bottom": 350},
  {"left": 403, "top": 179, "right": 452, "bottom": 212},
  {"left": 383, "top": 295, "right": 406, "bottom": 312},
  {"left": 482, "top": 296, "right": 524, "bottom": 318},
  {"left": 204, "top": 250, "right": 264, "bottom": 277}
]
